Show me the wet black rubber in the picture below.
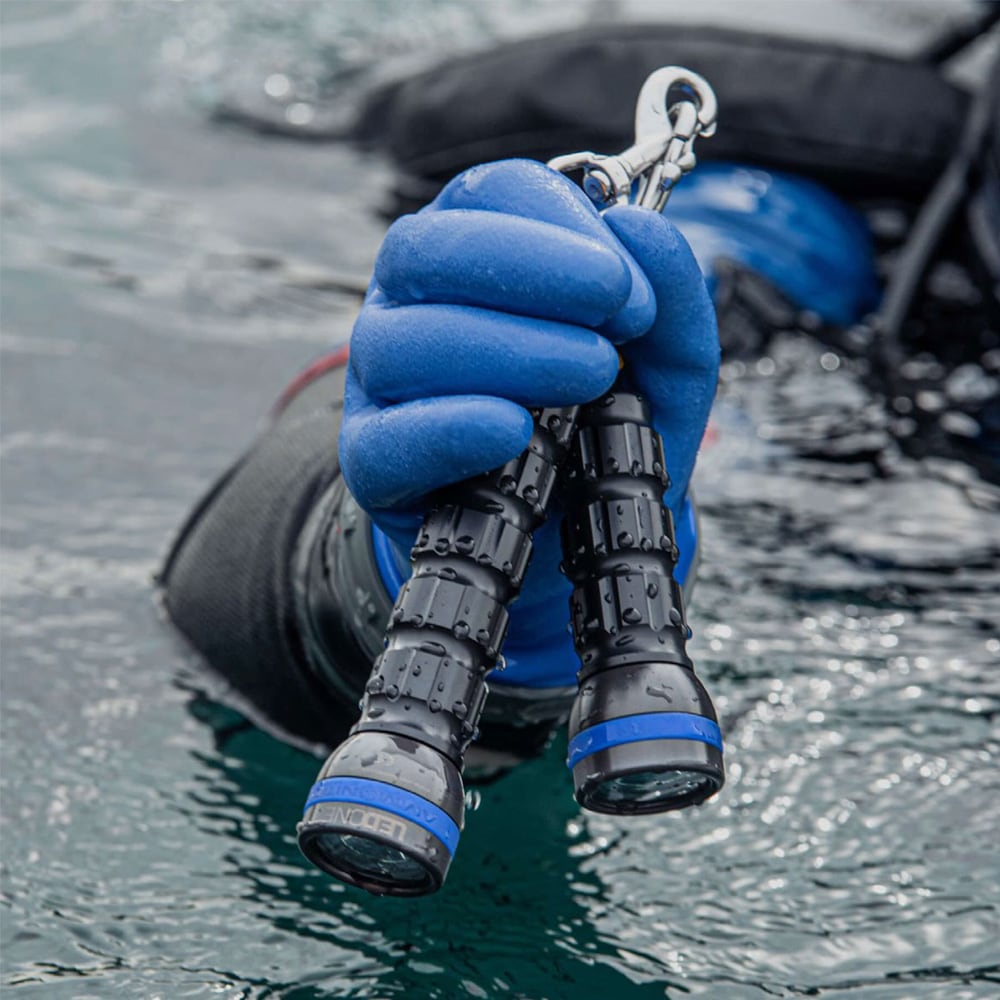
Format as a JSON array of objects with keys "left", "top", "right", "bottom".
[{"left": 352, "top": 405, "right": 579, "bottom": 764}]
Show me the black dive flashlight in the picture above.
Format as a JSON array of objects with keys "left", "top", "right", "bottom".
[
  {"left": 299, "top": 66, "right": 724, "bottom": 895},
  {"left": 298, "top": 407, "right": 579, "bottom": 895},
  {"left": 560, "top": 390, "right": 723, "bottom": 813}
]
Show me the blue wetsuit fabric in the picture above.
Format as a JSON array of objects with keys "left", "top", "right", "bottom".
[{"left": 666, "top": 163, "right": 880, "bottom": 326}]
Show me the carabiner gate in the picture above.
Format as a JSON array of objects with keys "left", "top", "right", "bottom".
[{"left": 547, "top": 66, "right": 717, "bottom": 214}]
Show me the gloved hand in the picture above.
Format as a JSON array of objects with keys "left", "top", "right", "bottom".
[{"left": 340, "top": 159, "right": 719, "bottom": 683}]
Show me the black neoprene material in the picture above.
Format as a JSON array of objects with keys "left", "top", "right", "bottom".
[
  {"left": 968, "top": 55, "right": 1000, "bottom": 310},
  {"left": 353, "top": 24, "right": 970, "bottom": 212},
  {"left": 160, "top": 385, "right": 353, "bottom": 746}
]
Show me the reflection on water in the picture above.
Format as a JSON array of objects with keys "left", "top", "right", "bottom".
[{"left": 2, "top": 1, "right": 998, "bottom": 997}]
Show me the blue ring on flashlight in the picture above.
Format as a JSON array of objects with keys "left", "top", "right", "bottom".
[
  {"left": 304, "top": 776, "right": 460, "bottom": 856},
  {"left": 566, "top": 712, "right": 723, "bottom": 769}
]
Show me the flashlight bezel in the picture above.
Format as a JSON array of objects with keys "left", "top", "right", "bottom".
[
  {"left": 567, "top": 662, "right": 725, "bottom": 816},
  {"left": 571, "top": 736, "right": 724, "bottom": 815},
  {"left": 298, "top": 805, "right": 447, "bottom": 897},
  {"left": 298, "top": 732, "right": 465, "bottom": 897}
]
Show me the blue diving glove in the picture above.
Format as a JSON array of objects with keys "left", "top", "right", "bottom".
[{"left": 340, "top": 159, "right": 719, "bottom": 687}]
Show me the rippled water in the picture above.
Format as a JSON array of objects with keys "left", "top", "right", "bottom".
[{"left": 2, "top": 2, "right": 999, "bottom": 997}]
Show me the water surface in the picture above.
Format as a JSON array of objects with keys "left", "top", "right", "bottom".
[{"left": 2, "top": 3, "right": 999, "bottom": 997}]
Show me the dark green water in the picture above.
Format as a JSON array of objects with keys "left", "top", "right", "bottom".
[{"left": 2, "top": 3, "right": 999, "bottom": 997}]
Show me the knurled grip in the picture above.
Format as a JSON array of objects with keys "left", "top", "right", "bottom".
[
  {"left": 560, "top": 390, "right": 692, "bottom": 679},
  {"left": 354, "top": 406, "right": 579, "bottom": 763}
]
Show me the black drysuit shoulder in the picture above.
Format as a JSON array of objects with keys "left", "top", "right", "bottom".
[{"left": 159, "top": 361, "right": 355, "bottom": 746}]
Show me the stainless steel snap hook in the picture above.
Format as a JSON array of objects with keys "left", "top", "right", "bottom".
[{"left": 547, "top": 66, "right": 717, "bottom": 214}]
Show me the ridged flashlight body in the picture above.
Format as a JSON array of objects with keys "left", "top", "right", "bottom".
[
  {"left": 560, "top": 391, "right": 723, "bottom": 813},
  {"left": 562, "top": 391, "right": 691, "bottom": 676},
  {"left": 354, "top": 406, "right": 578, "bottom": 762},
  {"left": 298, "top": 406, "right": 578, "bottom": 894}
]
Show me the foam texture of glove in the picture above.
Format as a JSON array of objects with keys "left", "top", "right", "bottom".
[{"left": 339, "top": 159, "right": 718, "bottom": 683}]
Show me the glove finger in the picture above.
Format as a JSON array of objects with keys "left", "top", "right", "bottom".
[
  {"left": 604, "top": 207, "right": 719, "bottom": 375},
  {"left": 376, "top": 210, "right": 631, "bottom": 329},
  {"left": 351, "top": 302, "right": 619, "bottom": 407},
  {"left": 434, "top": 159, "right": 655, "bottom": 340},
  {"left": 604, "top": 206, "right": 720, "bottom": 511},
  {"left": 339, "top": 392, "right": 533, "bottom": 513}
]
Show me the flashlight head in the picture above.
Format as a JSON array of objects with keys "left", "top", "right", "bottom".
[
  {"left": 298, "top": 731, "right": 464, "bottom": 896},
  {"left": 567, "top": 662, "right": 724, "bottom": 815}
]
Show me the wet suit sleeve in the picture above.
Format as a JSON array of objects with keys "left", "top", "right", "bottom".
[
  {"left": 160, "top": 349, "right": 704, "bottom": 750},
  {"left": 159, "top": 358, "right": 358, "bottom": 747}
]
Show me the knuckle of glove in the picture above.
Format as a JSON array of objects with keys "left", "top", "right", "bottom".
[
  {"left": 433, "top": 158, "right": 601, "bottom": 225},
  {"left": 374, "top": 209, "right": 632, "bottom": 329}
]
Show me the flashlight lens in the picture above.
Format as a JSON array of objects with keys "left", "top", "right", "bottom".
[
  {"left": 588, "top": 768, "right": 714, "bottom": 812},
  {"left": 311, "top": 832, "right": 431, "bottom": 892}
]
